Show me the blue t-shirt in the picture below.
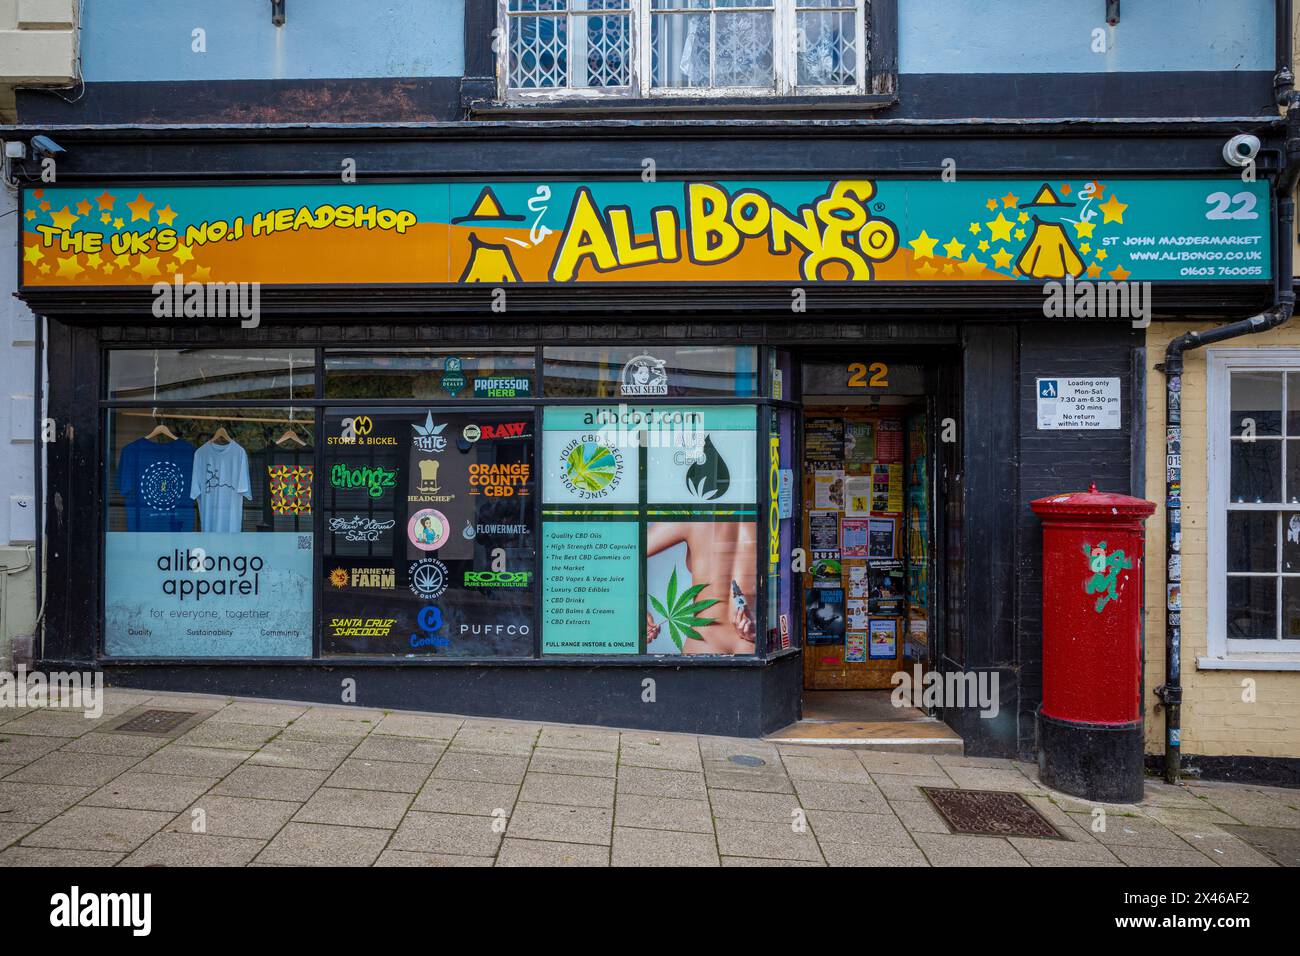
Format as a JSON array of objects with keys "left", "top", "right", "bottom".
[{"left": 118, "top": 438, "right": 197, "bottom": 531}]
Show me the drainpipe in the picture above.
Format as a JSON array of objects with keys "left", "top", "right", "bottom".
[{"left": 1154, "top": 87, "right": 1300, "bottom": 784}]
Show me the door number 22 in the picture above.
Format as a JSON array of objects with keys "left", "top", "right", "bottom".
[
  {"left": 1205, "top": 191, "right": 1258, "bottom": 220},
  {"left": 847, "top": 362, "right": 889, "bottom": 388}
]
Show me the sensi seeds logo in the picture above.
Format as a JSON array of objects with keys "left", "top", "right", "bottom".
[
  {"left": 330, "top": 463, "right": 397, "bottom": 498},
  {"left": 560, "top": 436, "right": 623, "bottom": 499}
]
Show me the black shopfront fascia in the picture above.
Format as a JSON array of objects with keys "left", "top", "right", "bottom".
[{"left": 16, "top": 121, "right": 1285, "bottom": 750}]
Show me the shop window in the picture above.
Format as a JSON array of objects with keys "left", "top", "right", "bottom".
[
  {"left": 501, "top": 0, "right": 873, "bottom": 100},
  {"left": 540, "top": 404, "right": 759, "bottom": 654},
  {"left": 108, "top": 348, "right": 313, "bottom": 402},
  {"left": 1208, "top": 353, "right": 1300, "bottom": 658},
  {"left": 104, "top": 406, "right": 316, "bottom": 658},
  {"left": 321, "top": 407, "right": 535, "bottom": 658},
  {"left": 324, "top": 348, "right": 535, "bottom": 400},
  {"left": 543, "top": 346, "right": 756, "bottom": 397}
]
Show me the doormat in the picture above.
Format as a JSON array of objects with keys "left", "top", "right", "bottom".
[
  {"left": 110, "top": 709, "right": 202, "bottom": 736},
  {"left": 920, "top": 787, "right": 1066, "bottom": 840}
]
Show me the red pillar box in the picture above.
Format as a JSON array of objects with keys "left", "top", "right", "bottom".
[{"left": 1030, "top": 484, "right": 1155, "bottom": 803}]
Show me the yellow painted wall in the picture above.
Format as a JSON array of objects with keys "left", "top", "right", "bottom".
[{"left": 1143, "top": 321, "right": 1300, "bottom": 758}]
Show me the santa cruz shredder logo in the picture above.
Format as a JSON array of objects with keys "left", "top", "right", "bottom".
[{"left": 560, "top": 435, "right": 624, "bottom": 499}]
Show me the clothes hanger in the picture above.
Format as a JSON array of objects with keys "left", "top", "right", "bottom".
[
  {"left": 145, "top": 422, "right": 178, "bottom": 441},
  {"left": 211, "top": 426, "right": 233, "bottom": 444},
  {"left": 274, "top": 427, "right": 307, "bottom": 447}
]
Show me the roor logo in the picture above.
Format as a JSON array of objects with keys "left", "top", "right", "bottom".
[
  {"left": 464, "top": 571, "right": 532, "bottom": 587},
  {"left": 768, "top": 435, "right": 780, "bottom": 570},
  {"left": 560, "top": 436, "right": 624, "bottom": 499}
]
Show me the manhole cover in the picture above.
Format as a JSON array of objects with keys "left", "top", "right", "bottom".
[
  {"left": 920, "top": 788, "right": 1065, "bottom": 840},
  {"left": 114, "top": 709, "right": 198, "bottom": 735},
  {"left": 729, "top": 754, "right": 767, "bottom": 767}
]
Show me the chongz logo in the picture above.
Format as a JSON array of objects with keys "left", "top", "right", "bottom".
[{"left": 330, "top": 463, "right": 397, "bottom": 498}]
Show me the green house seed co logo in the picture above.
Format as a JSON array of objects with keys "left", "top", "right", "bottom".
[{"left": 559, "top": 435, "right": 624, "bottom": 499}]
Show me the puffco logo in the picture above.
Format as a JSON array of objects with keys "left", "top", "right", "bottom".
[{"left": 151, "top": 273, "right": 261, "bottom": 329}]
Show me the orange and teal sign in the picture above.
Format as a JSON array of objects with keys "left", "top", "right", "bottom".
[{"left": 20, "top": 178, "right": 1270, "bottom": 288}]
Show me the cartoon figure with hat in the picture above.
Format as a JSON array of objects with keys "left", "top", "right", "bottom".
[
  {"left": 1015, "top": 184, "right": 1086, "bottom": 279},
  {"left": 455, "top": 186, "right": 527, "bottom": 283}
]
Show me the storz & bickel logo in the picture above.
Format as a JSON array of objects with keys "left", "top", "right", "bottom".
[
  {"left": 620, "top": 354, "right": 668, "bottom": 396},
  {"left": 412, "top": 411, "right": 448, "bottom": 453}
]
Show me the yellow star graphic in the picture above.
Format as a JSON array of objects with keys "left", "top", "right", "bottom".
[
  {"left": 985, "top": 199, "right": 998, "bottom": 211},
  {"left": 978, "top": 240, "right": 990, "bottom": 252},
  {"left": 1060, "top": 183, "right": 1072, "bottom": 195},
  {"left": 915, "top": 261, "right": 938, "bottom": 277},
  {"left": 191, "top": 265, "right": 213, "bottom": 281},
  {"left": 49, "top": 206, "right": 79, "bottom": 231},
  {"left": 102, "top": 262, "right": 114, "bottom": 273},
  {"left": 96, "top": 191, "right": 117, "bottom": 210},
  {"left": 24, "top": 209, "right": 36, "bottom": 222},
  {"left": 100, "top": 212, "right": 111, "bottom": 224},
  {"left": 1087, "top": 263, "right": 1103, "bottom": 278},
  {"left": 85, "top": 252, "right": 103, "bottom": 269},
  {"left": 114, "top": 253, "right": 131, "bottom": 268},
  {"left": 1079, "top": 243, "right": 1091, "bottom": 255},
  {"left": 1108, "top": 265, "right": 1131, "bottom": 280},
  {"left": 909, "top": 231, "right": 939, "bottom": 260},
  {"left": 1073, "top": 219, "right": 1097, "bottom": 238},
  {"left": 1017, "top": 211, "right": 1029, "bottom": 223},
  {"left": 943, "top": 237, "right": 966, "bottom": 259},
  {"left": 113, "top": 217, "right": 124, "bottom": 229},
  {"left": 23, "top": 245, "right": 42, "bottom": 264},
  {"left": 76, "top": 199, "right": 92, "bottom": 216},
  {"left": 969, "top": 222, "right": 982, "bottom": 236},
  {"left": 958, "top": 254, "right": 986, "bottom": 277},
  {"left": 56, "top": 256, "right": 84, "bottom": 278},
  {"left": 133, "top": 254, "right": 161, "bottom": 277},
  {"left": 39, "top": 263, "right": 51, "bottom": 274},
  {"left": 1001, "top": 192, "right": 1018, "bottom": 208},
  {"left": 1099, "top": 194, "right": 1127, "bottom": 224},
  {"left": 38, "top": 201, "right": 49, "bottom": 211},
  {"left": 157, "top": 205, "right": 178, "bottom": 227},
  {"left": 1096, "top": 249, "right": 1108, "bottom": 261},
  {"left": 126, "top": 193, "right": 155, "bottom": 222},
  {"left": 985, "top": 212, "right": 1014, "bottom": 242},
  {"left": 172, "top": 243, "right": 195, "bottom": 264},
  {"left": 1014, "top": 228, "right": 1026, "bottom": 240},
  {"left": 991, "top": 247, "right": 1014, "bottom": 270}
]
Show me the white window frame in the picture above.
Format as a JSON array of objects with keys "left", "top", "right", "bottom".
[
  {"left": 1205, "top": 348, "right": 1300, "bottom": 666},
  {"left": 497, "top": 0, "right": 868, "bottom": 101}
]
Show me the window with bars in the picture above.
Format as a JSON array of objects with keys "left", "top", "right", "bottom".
[
  {"left": 500, "top": 0, "right": 868, "bottom": 98},
  {"left": 1210, "top": 354, "right": 1300, "bottom": 654}
]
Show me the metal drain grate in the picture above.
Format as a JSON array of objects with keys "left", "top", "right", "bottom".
[
  {"left": 920, "top": 787, "right": 1066, "bottom": 840},
  {"left": 728, "top": 754, "right": 767, "bottom": 767},
  {"left": 113, "top": 709, "right": 199, "bottom": 735}
]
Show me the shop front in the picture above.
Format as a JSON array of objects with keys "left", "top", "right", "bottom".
[{"left": 17, "top": 148, "right": 1278, "bottom": 755}]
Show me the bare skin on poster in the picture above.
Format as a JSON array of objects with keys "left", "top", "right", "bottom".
[{"left": 645, "top": 521, "right": 757, "bottom": 654}]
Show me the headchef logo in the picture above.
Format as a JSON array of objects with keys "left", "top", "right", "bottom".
[
  {"left": 620, "top": 354, "right": 668, "bottom": 396},
  {"left": 412, "top": 411, "right": 448, "bottom": 453},
  {"left": 408, "top": 557, "right": 449, "bottom": 599},
  {"left": 412, "top": 458, "right": 454, "bottom": 504},
  {"left": 560, "top": 435, "right": 624, "bottom": 499}
]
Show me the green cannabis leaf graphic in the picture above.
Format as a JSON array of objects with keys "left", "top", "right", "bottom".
[{"left": 648, "top": 567, "right": 721, "bottom": 651}]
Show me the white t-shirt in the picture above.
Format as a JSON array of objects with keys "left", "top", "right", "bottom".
[{"left": 190, "top": 440, "right": 251, "bottom": 533}]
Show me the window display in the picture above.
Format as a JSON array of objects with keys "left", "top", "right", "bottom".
[
  {"left": 544, "top": 346, "right": 757, "bottom": 397},
  {"left": 541, "top": 404, "right": 758, "bottom": 655},
  {"left": 108, "top": 348, "right": 313, "bottom": 401},
  {"left": 322, "top": 407, "right": 535, "bottom": 657},
  {"left": 324, "top": 348, "right": 535, "bottom": 399},
  {"left": 104, "top": 407, "right": 316, "bottom": 658}
]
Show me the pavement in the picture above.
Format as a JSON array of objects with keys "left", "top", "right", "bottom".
[{"left": 0, "top": 687, "right": 1297, "bottom": 867}]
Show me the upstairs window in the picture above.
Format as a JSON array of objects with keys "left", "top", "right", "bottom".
[{"left": 501, "top": 0, "right": 870, "bottom": 99}]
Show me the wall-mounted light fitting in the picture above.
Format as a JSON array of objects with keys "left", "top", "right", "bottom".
[
  {"left": 1105, "top": 0, "right": 1119, "bottom": 27},
  {"left": 271, "top": 0, "right": 285, "bottom": 26}
]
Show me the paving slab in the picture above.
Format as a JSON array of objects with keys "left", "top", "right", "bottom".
[
  {"left": 857, "top": 751, "right": 948, "bottom": 776},
  {"left": 704, "top": 766, "right": 796, "bottom": 794},
  {"left": 612, "top": 826, "right": 720, "bottom": 867},
  {"left": 507, "top": 802, "right": 613, "bottom": 845},
  {"left": 720, "top": 855, "right": 825, "bottom": 866},
  {"left": 0, "top": 781, "right": 95, "bottom": 824},
  {"left": 431, "top": 751, "right": 530, "bottom": 786},
  {"left": 614, "top": 794, "right": 715, "bottom": 834},
  {"left": 1107, "top": 844, "right": 1219, "bottom": 867},
  {"left": 0, "top": 734, "right": 75, "bottom": 764},
  {"left": 528, "top": 747, "right": 618, "bottom": 778},
  {"left": 870, "top": 773, "right": 957, "bottom": 802},
  {"left": 618, "top": 738, "right": 703, "bottom": 772},
  {"left": 325, "top": 757, "right": 432, "bottom": 794},
  {"left": 212, "top": 765, "right": 329, "bottom": 802},
  {"left": 912, "top": 832, "right": 1029, "bottom": 867},
  {"left": 247, "top": 738, "right": 356, "bottom": 772},
  {"left": 166, "top": 795, "right": 301, "bottom": 840},
  {"left": 1009, "top": 836, "right": 1122, "bottom": 866},
  {"left": 537, "top": 726, "right": 620, "bottom": 753},
  {"left": 710, "top": 789, "right": 804, "bottom": 824},
  {"left": 943, "top": 765, "right": 1046, "bottom": 794},
  {"left": 255, "top": 822, "right": 390, "bottom": 867},
  {"left": 83, "top": 771, "right": 218, "bottom": 812},
  {"left": 121, "top": 831, "right": 265, "bottom": 867},
  {"left": 389, "top": 810, "right": 504, "bottom": 856},
  {"left": 376, "top": 849, "right": 494, "bottom": 867},
  {"left": 60, "top": 732, "right": 170, "bottom": 758},
  {"left": 412, "top": 777, "right": 519, "bottom": 816},
  {"left": 819, "top": 841, "right": 930, "bottom": 866},
  {"left": 135, "top": 745, "right": 253, "bottom": 778},
  {"left": 714, "top": 818, "right": 823, "bottom": 862},
  {"left": 0, "top": 820, "right": 36, "bottom": 848},
  {"left": 497, "top": 838, "right": 609, "bottom": 867},
  {"left": 21, "top": 805, "right": 173, "bottom": 852},
  {"left": 6, "top": 751, "right": 141, "bottom": 788},
  {"left": 520, "top": 772, "right": 616, "bottom": 809},
  {"left": 807, "top": 808, "right": 914, "bottom": 847},
  {"left": 791, "top": 778, "right": 891, "bottom": 814},
  {"left": 0, "top": 845, "right": 124, "bottom": 866},
  {"left": 352, "top": 735, "right": 447, "bottom": 765},
  {"left": 177, "top": 722, "right": 283, "bottom": 751},
  {"left": 206, "top": 703, "right": 309, "bottom": 727},
  {"left": 1220, "top": 824, "right": 1300, "bottom": 867},
  {"left": 371, "top": 713, "right": 463, "bottom": 739},
  {"left": 1068, "top": 811, "right": 1197, "bottom": 850},
  {"left": 293, "top": 787, "right": 411, "bottom": 829},
  {"left": 617, "top": 766, "right": 708, "bottom": 800},
  {"left": 0, "top": 710, "right": 116, "bottom": 737},
  {"left": 781, "top": 754, "right": 873, "bottom": 785}
]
